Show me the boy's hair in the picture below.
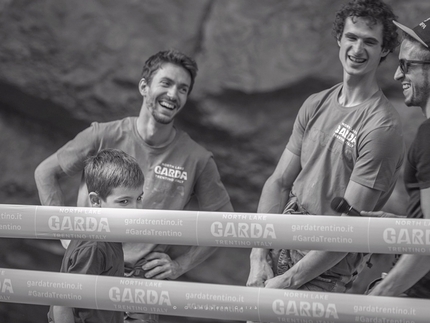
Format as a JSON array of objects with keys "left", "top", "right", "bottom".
[
  {"left": 141, "top": 49, "right": 198, "bottom": 94},
  {"left": 84, "top": 149, "right": 144, "bottom": 201},
  {"left": 332, "top": 0, "right": 399, "bottom": 62}
]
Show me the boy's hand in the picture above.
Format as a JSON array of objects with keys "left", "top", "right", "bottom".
[{"left": 141, "top": 252, "right": 181, "bottom": 280}]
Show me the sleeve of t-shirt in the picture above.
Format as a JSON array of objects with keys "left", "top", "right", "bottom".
[
  {"left": 286, "top": 95, "right": 317, "bottom": 156},
  {"left": 410, "top": 121, "right": 430, "bottom": 189},
  {"left": 193, "top": 157, "right": 231, "bottom": 211},
  {"left": 56, "top": 122, "right": 101, "bottom": 176},
  {"left": 66, "top": 245, "right": 106, "bottom": 275},
  {"left": 350, "top": 126, "right": 404, "bottom": 191}
]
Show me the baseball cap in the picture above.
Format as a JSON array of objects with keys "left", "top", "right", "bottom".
[{"left": 393, "top": 17, "right": 430, "bottom": 48}]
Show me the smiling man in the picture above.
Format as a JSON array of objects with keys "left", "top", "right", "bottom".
[
  {"left": 246, "top": 0, "right": 404, "bottom": 303},
  {"left": 35, "top": 49, "right": 233, "bottom": 323},
  {"left": 361, "top": 17, "right": 430, "bottom": 299}
]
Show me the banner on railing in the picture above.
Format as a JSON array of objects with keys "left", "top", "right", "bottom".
[
  {"left": 1, "top": 204, "right": 430, "bottom": 254},
  {"left": 0, "top": 268, "right": 427, "bottom": 323}
]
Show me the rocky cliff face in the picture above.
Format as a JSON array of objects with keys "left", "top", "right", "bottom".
[{"left": 0, "top": 1, "right": 428, "bottom": 322}]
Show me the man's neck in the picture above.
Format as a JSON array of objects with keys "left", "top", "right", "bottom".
[
  {"left": 339, "top": 73, "right": 380, "bottom": 107},
  {"left": 136, "top": 112, "right": 176, "bottom": 147}
]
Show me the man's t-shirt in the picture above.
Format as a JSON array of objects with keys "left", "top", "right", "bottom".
[
  {"left": 48, "top": 240, "right": 124, "bottom": 323},
  {"left": 285, "top": 83, "right": 404, "bottom": 281},
  {"left": 403, "top": 118, "right": 430, "bottom": 298},
  {"left": 287, "top": 83, "right": 404, "bottom": 215},
  {"left": 56, "top": 117, "right": 231, "bottom": 266}
]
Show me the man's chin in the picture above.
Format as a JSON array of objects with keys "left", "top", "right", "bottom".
[{"left": 153, "top": 114, "right": 174, "bottom": 125}]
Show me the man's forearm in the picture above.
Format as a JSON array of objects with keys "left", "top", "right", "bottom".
[
  {"left": 277, "top": 250, "right": 348, "bottom": 289},
  {"left": 174, "top": 246, "right": 218, "bottom": 277},
  {"left": 258, "top": 178, "right": 291, "bottom": 214},
  {"left": 34, "top": 154, "right": 67, "bottom": 206},
  {"left": 52, "top": 305, "right": 75, "bottom": 323},
  {"left": 250, "top": 247, "right": 270, "bottom": 262},
  {"left": 370, "top": 254, "right": 430, "bottom": 296}
]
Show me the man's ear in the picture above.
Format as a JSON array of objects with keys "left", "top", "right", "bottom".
[
  {"left": 89, "top": 192, "right": 102, "bottom": 207},
  {"left": 138, "top": 78, "right": 148, "bottom": 96},
  {"left": 381, "top": 48, "right": 390, "bottom": 58}
]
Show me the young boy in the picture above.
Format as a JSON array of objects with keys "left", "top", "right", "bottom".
[{"left": 48, "top": 148, "right": 145, "bottom": 323}]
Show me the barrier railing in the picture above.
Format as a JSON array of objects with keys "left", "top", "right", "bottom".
[
  {"left": 1, "top": 204, "right": 430, "bottom": 254},
  {"left": 1, "top": 204, "right": 430, "bottom": 322},
  {"left": 1, "top": 268, "right": 429, "bottom": 323}
]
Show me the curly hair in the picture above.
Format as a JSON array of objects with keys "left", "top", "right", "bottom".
[
  {"left": 141, "top": 49, "right": 198, "bottom": 94},
  {"left": 332, "top": 0, "right": 399, "bottom": 61}
]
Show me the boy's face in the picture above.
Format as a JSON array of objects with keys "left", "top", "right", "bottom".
[{"left": 91, "top": 186, "right": 144, "bottom": 209}]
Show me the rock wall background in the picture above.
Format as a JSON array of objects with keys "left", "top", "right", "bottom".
[{"left": 0, "top": 0, "right": 429, "bottom": 322}]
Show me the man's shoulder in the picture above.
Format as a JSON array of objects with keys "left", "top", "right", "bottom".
[
  {"left": 86, "top": 117, "right": 137, "bottom": 140},
  {"left": 303, "top": 83, "right": 342, "bottom": 107},
  {"left": 91, "top": 116, "right": 136, "bottom": 130},
  {"left": 175, "top": 129, "right": 212, "bottom": 158},
  {"left": 367, "top": 92, "right": 403, "bottom": 128}
]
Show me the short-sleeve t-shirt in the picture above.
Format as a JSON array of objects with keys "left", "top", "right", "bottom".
[
  {"left": 403, "top": 118, "right": 430, "bottom": 298},
  {"left": 48, "top": 240, "right": 124, "bottom": 323},
  {"left": 287, "top": 83, "right": 404, "bottom": 215},
  {"left": 285, "top": 83, "right": 404, "bottom": 279},
  {"left": 56, "top": 117, "right": 231, "bottom": 266}
]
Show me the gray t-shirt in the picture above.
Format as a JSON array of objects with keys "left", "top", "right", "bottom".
[{"left": 286, "top": 83, "right": 404, "bottom": 280}]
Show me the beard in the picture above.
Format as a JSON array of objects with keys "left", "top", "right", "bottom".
[
  {"left": 146, "top": 95, "right": 176, "bottom": 125},
  {"left": 407, "top": 79, "right": 430, "bottom": 108}
]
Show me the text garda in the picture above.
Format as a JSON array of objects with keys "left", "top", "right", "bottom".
[
  {"left": 48, "top": 216, "right": 110, "bottom": 232},
  {"left": 210, "top": 222, "right": 276, "bottom": 239}
]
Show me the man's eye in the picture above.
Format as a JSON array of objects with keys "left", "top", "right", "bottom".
[{"left": 137, "top": 195, "right": 143, "bottom": 201}]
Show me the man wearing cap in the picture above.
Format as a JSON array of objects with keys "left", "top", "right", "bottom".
[
  {"left": 361, "top": 17, "right": 430, "bottom": 298},
  {"left": 246, "top": 0, "right": 404, "bottom": 299}
]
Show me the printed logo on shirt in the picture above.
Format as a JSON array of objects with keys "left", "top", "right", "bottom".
[
  {"left": 333, "top": 122, "right": 357, "bottom": 148},
  {"left": 154, "top": 163, "right": 187, "bottom": 184}
]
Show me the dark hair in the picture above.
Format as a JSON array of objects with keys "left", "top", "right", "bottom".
[
  {"left": 141, "top": 49, "right": 198, "bottom": 94},
  {"left": 84, "top": 149, "right": 145, "bottom": 201},
  {"left": 332, "top": 0, "right": 399, "bottom": 62}
]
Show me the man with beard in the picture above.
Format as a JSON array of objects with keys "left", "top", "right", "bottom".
[
  {"left": 361, "top": 17, "right": 430, "bottom": 298},
  {"left": 246, "top": 0, "right": 404, "bottom": 304},
  {"left": 35, "top": 49, "right": 233, "bottom": 322}
]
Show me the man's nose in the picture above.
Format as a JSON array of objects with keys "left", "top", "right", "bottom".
[
  {"left": 353, "top": 40, "right": 364, "bottom": 53},
  {"left": 394, "top": 65, "right": 404, "bottom": 81}
]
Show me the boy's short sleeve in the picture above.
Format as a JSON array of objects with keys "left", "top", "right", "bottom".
[{"left": 66, "top": 245, "right": 106, "bottom": 275}]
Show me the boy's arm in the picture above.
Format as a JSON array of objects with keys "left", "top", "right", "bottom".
[{"left": 52, "top": 305, "right": 75, "bottom": 323}]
